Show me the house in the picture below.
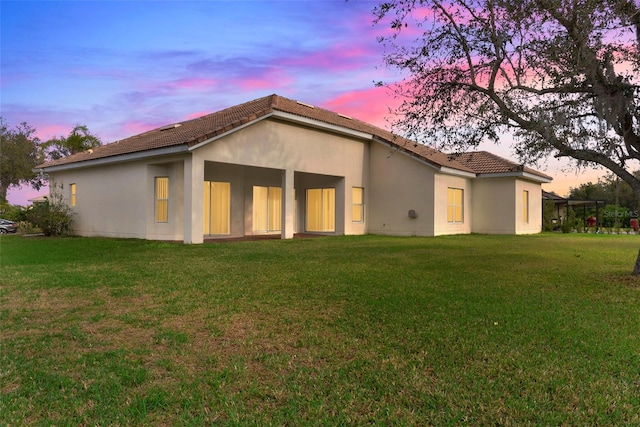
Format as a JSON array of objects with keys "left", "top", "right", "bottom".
[{"left": 36, "top": 94, "right": 552, "bottom": 243}]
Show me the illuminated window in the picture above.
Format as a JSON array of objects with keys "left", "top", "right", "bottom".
[
  {"left": 352, "top": 187, "right": 364, "bottom": 222},
  {"left": 203, "top": 181, "right": 230, "bottom": 234},
  {"left": 70, "top": 183, "right": 77, "bottom": 207},
  {"left": 253, "top": 186, "right": 282, "bottom": 232},
  {"left": 523, "top": 190, "right": 529, "bottom": 223},
  {"left": 306, "top": 188, "right": 335, "bottom": 232},
  {"left": 447, "top": 188, "right": 463, "bottom": 223},
  {"left": 155, "top": 177, "right": 169, "bottom": 223}
]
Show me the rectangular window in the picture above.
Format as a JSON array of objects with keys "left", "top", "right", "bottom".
[
  {"left": 306, "top": 188, "right": 335, "bottom": 232},
  {"left": 70, "top": 183, "right": 77, "bottom": 207},
  {"left": 523, "top": 190, "right": 529, "bottom": 223},
  {"left": 253, "top": 186, "right": 282, "bottom": 232},
  {"left": 352, "top": 187, "right": 364, "bottom": 222},
  {"left": 447, "top": 188, "right": 463, "bottom": 223},
  {"left": 203, "top": 181, "right": 230, "bottom": 235},
  {"left": 155, "top": 177, "right": 169, "bottom": 223}
]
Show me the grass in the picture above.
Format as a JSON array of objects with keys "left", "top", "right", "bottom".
[{"left": 1, "top": 233, "right": 640, "bottom": 425}]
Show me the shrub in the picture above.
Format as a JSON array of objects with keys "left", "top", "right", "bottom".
[
  {"left": 26, "top": 193, "right": 73, "bottom": 236},
  {"left": 542, "top": 200, "right": 556, "bottom": 231},
  {"left": 561, "top": 207, "right": 579, "bottom": 233}
]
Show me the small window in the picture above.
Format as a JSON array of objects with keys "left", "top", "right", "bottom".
[
  {"left": 70, "top": 183, "right": 77, "bottom": 207},
  {"left": 523, "top": 190, "right": 529, "bottom": 223},
  {"left": 447, "top": 188, "right": 463, "bottom": 223},
  {"left": 155, "top": 177, "right": 169, "bottom": 223},
  {"left": 352, "top": 187, "right": 364, "bottom": 222}
]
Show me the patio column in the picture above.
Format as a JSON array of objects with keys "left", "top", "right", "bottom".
[
  {"left": 184, "top": 155, "right": 204, "bottom": 244},
  {"left": 282, "top": 168, "right": 295, "bottom": 239}
]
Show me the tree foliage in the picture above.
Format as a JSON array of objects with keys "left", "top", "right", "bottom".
[
  {"left": 0, "top": 119, "right": 102, "bottom": 203},
  {"left": 0, "top": 118, "right": 46, "bottom": 202},
  {"left": 569, "top": 172, "right": 640, "bottom": 210},
  {"left": 374, "top": 0, "right": 640, "bottom": 193},
  {"left": 45, "top": 125, "right": 101, "bottom": 160}
]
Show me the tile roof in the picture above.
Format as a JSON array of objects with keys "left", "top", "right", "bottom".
[
  {"left": 451, "top": 151, "right": 553, "bottom": 180},
  {"left": 36, "top": 94, "right": 551, "bottom": 181}
]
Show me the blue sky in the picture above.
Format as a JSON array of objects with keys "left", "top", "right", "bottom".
[{"left": 1, "top": 0, "right": 602, "bottom": 205}]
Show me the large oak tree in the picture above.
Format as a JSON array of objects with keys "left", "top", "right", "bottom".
[{"left": 373, "top": 0, "right": 640, "bottom": 272}]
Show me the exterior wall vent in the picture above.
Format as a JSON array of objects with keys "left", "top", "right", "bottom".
[
  {"left": 159, "top": 124, "right": 182, "bottom": 131},
  {"left": 296, "top": 101, "right": 315, "bottom": 109}
]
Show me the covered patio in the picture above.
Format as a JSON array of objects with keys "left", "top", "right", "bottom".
[{"left": 543, "top": 191, "right": 606, "bottom": 231}]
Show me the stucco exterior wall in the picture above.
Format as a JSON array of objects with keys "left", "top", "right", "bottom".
[
  {"left": 45, "top": 115, "right": 547, "bottom": 242},
  {"left": 192, "top": 118, "right": 369, "bottom": 237},
  {"left": 470, "top": 177, "right": 516, "bottom": 234},
  {"left": 515, "top": 179, "right": 543, "bottom": 234},
  {"left": 48, "top": 155, "right": 187, "bottom": 240},
  {"left": 368, "top": 142, "right": 436, "bottom": 236},
  {"left": 433, "top": 173, "right": 473, "bottom": 236},
  {"left": 470, "top": 177, "right": 542, "bottom": 234}
]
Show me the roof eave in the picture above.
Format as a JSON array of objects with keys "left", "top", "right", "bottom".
[
  {"left": 271, "top": 110, "right": 373, "bottom": 140},
  {"left": 439, "top": 165, "right": 478, "bottom": 178},
  {"left": 476, "top": 171, "right": 553, "bottom": 183},
  {"left": 188, "top": 110, "right": 374, "bottom": 152},
  {"left": 35, "top": 145, "right": 190, "bottom": 173}
]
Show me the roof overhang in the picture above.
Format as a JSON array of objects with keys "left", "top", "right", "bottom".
[
  {"left": 476, "top": 171, "right": 553, "bottom": 183},
  {"left": 35, "top": 145, "right": 189, "bottom": 173},
  {"left": 189, "top": 110, "right": 373, "bottom": 151},
  {"left": 439, "top": 166, "right": 478, "bottom": 179}
]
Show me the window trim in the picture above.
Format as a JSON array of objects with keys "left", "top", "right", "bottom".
[
  {"left": 352, "top": 187, "right": 364, "bottom": 223},
  {"left": 70, "top": 183, "right": 77, "bottom": 207},
  {"left": 155, "top": 177, "right": 169, "bottom": 223},
  {"left": 447, "top": 187, "right": 464, "bottom": 223}
]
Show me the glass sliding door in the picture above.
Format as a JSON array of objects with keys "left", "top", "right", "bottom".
[
  {"left": 306, "top": 188, "right": 335, "bottom": 232},
  {"left": 203, "top": 181, "right": 230, "bottom": 235},
  {"left": 252, "top": 186, "right": 282, "bottom": 232}
]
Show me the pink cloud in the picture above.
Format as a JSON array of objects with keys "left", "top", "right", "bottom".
[
  {"left": 122, "top": 120, "right": 164, "bottom": 136},
  {"left": 321, "top": 87, "right": 402, "bottom": 129},
  {"left": 184, "top": 111, "right": 212, "bottom": 120},
  {"left": 34, "top": 124, "right": 73, "bottom": 141},
  {"left": 281, "top": 42, "right": 377, "bottom": 72},
  {"left": 169, "top": 77, "right": 218, "bottom": 90},
  {"left": 234, "top": 68, "right": 294, "bottom": 91}
]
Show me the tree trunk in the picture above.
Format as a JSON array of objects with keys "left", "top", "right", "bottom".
[
  {"left": 0, "top": 183, "right": 8, "bottom": 203},
  {"left": 632, "top": 249, "right": 640, "bottom": 276}
]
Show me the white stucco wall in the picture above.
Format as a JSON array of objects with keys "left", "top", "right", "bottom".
[
  {"left": 433, "top": 173, "right": 473, "bottom": 236},
  {"left": 471, "top": 177, "right": 515, "bottom": 234},
  {"left": 192, "top": 118, "right": 369, "bottom": 238},
  {"left": 368, "top": 142, "right": 436, "bottom": 236},
  {"left": 46, "top": 115, "right": 545, "bottom": 242},
  {"left": 471, "top": 177, "right": 543, "bottom": 234},
  {"left": 48, "top": 155, "right": 187, "bottom": 240},
  {"left": 515, "top": 179, "right": 543, "bottom": 234}
]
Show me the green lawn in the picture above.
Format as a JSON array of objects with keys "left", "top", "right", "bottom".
[{"left": 1, "top": 233, "right": 640, "bottom": 425}]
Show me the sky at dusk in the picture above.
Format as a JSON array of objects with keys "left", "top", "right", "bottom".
[{"left": 1, "top": 0, "right": 605, "bottom": 206}]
